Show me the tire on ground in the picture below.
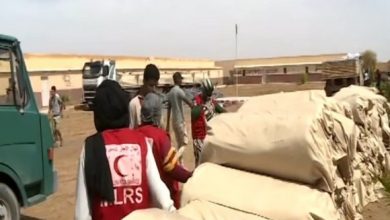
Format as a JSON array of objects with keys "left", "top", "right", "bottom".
[{"left": 0, "top": 183, "right": 20, "bottom": 220}]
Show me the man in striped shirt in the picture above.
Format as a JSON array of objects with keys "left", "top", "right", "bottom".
[{"left": 191, "top": 79, "right": 226, "bottom": 166}]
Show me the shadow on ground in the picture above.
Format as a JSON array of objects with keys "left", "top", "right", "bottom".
[{"left": 21, "top": 215, "right": 44, "bottom": 220}]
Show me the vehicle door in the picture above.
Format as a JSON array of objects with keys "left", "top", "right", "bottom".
[{"left": 0, "top": 45, "right": 43, "bottom": 194}]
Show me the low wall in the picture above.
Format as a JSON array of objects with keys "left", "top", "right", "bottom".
[
  {"left": 31, "top": 73, "right": 324, "bottom": 108},
  {"left": 224, "top": 73, "right": 324, "bottom": 85},
  {"left": 223, "top": 76, "right": 263, "bottom": 84}
]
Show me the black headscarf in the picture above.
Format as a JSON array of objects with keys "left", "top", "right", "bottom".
[
  {"left": 84, "top": 80, "right": 130, "bottom": 206},
  {"left": 93, "top": 80, "right": 130, "bottom": 131}
]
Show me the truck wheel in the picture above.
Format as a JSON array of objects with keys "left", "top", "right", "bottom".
[{"left": 0, "top": 183, "right": 20, "bottom": 220}]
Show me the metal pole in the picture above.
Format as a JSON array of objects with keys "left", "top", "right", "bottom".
[{"left": 235, "top": 24, "right": 238, "bottom": 97}]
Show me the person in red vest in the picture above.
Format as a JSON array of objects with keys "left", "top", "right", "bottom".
[
  {"left": 137, "top": 92, "right": 192, "bottom": 208},
  {"left": 191, "top": 79, "right": 226, "bottom": 166},
  {"left": 75, "top": 80, "right": 175, "bottom": 220}
]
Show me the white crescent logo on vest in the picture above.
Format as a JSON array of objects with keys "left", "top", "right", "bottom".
[
  {"left": 107, "top": 144, "right": 142, "bottom": 187},
  {"left": 114, "top": 155, "right": 128, "bottom": 177}
]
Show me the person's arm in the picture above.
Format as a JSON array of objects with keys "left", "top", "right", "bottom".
[
  {"left": 57, "top": 94, "right": 64, "bottom": 114},
  {"left": 213, "top": 99, "right": 227, "bottom": 113},
  {"left": 161, "top": 137, "right": 192, "bottom": 183},
  {"left": 179, "top": 89, "right": 194, "bottom": 108},
  {"left": 166, "top": 104, "right": 171, "bottom": 132},
  {"left": 48, "top": 97, "right": 52, "bottom": 114},
  {"left": 183, "top": 98, "right": 194, "bottom": 108},
  {"left": 215, "top": 103, "right": 227, "bottom": 113},
  {"left": 145, "top": 139, "right": 176, "bottom": 211},
  {"left": 129, "top": 99, "right": 136, "bottom": 129},
  {"left": 75, "top": 147, "right": 92, "bottom": 220}
]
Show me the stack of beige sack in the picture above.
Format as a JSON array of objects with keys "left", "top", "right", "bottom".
[
  {"left": 193, "top": 90, "right": 358, "bottom": 220},
  {"left": 188, "top": 87, "right": 389, "bottom": 220},
  {"left": 124, "top": 86, "right": 390, "bottom": 220},
  {"left": 332, "top": 86, "right": 390, "bottom": 210}
]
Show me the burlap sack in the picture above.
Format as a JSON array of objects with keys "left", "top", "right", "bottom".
[
  {"left": 331, "top": 112, "right": 360, "bottom": 181},
  {"left": 178, "top": 200, "right": 269, "bottom": 220},
  {"left": 333, "top": 86, "right": 389, "bottom": 130},
  {"left": 330, "top": 86, "right": 390, "bottom": 216},
  {"left": 203, "top": 91, "right": 340, "bottom": 191},
  {"left": 182, "top": 163, "right": 341, "bottom": 220},
  {"left": 122, "top": 209, "right": 191, "bottom": 220},
  {"left": 122, "top": 201, "right": 269, "bottom": 220},
  {"left": 203, "top": 112, "right": 334, "bottom": 191},
  {"left": 238, "top": 90, "right": 327, "bottom": 114}
]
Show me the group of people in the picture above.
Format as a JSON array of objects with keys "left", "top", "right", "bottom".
[
  {"left": 75, "top": 64, "right": 226, "bottom": 220},
  {"left": 165, "top": 71, "right": 226, "bottom": 165}
]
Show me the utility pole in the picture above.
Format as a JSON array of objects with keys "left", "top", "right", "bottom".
[{"left": 235, "top": 24, "right": 239, "bottom": 97}]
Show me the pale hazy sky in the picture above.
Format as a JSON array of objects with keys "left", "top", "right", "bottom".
[{"left": 1, "top": 0, "right": 389, "bottom": 61}]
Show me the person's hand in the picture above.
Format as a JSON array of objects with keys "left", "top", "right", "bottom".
[
  {"left": 177, "top": 146, "right": 186, "bottom": 159},
  {"left": 167, "top": 205, "right": 176, "bottom": 212}
]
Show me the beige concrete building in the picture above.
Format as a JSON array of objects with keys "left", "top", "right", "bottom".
[
  {"left": 21, "top": 54, "right": 222, "bottom": 108},
  {"left": 216, "top": 53, "right": 349, "bottom": 84},
  {"left": 217, "top": 53, "right": 348, "bottom": 75}
]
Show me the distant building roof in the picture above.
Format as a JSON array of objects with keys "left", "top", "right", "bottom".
[
  {"left": 23, "top": 53, "right": 218, "bottom": 72},
  {"left": 24, "top": 53, "right": 212, "bottom": 62},
  {"left": 217, "top": 53, "right": 348, "bottom": 69}
]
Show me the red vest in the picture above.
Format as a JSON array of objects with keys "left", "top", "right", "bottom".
[
  {"left": 91, "top": 128, "right": 150, "bottom": 220},
  {"left": 191, "top": 95, "right": 207, "bottom": 139},
  {"left": 136, "top": 125, "right": 180, "bottom": 208}
]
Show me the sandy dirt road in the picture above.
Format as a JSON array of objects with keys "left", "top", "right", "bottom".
[{"left": 22, "top": 83, "right": 390, "bottom": 220}]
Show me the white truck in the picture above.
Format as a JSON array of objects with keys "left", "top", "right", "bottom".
[
  {"left": 81, "top": 59, "right": 207, "bottom": 109},
  {"left": 81, "top": 59, "right": 142, "bottom": 108},
  {"left": 82, "top": 60, "right": 121, "bottom": 107}
]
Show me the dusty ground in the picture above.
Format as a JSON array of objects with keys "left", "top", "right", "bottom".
[{"left": 22, "top": 83, "right": 390, "bottom": 220}]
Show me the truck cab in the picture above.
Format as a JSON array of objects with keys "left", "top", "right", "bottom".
[
  {"left": 0, "top": 34, "right": 57, "bottom": 220},
  {"left": 82, "top": 60, "right": 116, "bottom": 107}
]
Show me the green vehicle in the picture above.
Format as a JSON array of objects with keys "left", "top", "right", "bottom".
[{"left": 0, "top": 34, "right": 57, "bottom": 220}]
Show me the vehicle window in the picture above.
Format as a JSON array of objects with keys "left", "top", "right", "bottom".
[
  {"left": 0, "top": 48, "right": 21, "bottom": 106},
  {"left": 103, "top": 66, "right": 109, "bottom": 76},
  {"left": 82, "top": 63, "right": 102, "bottom": 78},
  {"left": 12, "top": 50, "right": 24, "bottom": 106}
]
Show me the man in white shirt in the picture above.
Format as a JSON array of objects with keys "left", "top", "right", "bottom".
[
  {"left": 129, "top": 64, "right": 160, "bottom": 129},
  {"left": 48, "top": 86, "right": 64, "bottom": 147}
]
